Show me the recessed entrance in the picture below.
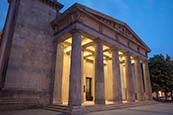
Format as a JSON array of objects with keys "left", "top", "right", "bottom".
[{"left": 86, "top": 77, "right": 93, "bottom": 101}]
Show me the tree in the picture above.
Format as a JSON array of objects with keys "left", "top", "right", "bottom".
[
  {"left": 165, "top": 55, "right": 173, "bottom": 100},
  {"left": 149, "top": 54, "right": 173, "bottom": 101}
]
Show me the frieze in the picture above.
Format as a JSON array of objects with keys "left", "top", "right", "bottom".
[
  {"left": 97, "top": 15, "right": 135, "bottom": 41},
  {"left": 52, "top": 11, "right": 85, "bottom": 33}
]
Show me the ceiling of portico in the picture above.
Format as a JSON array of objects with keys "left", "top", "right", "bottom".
[{"left": 63, "top": 36, "right": 126, "bottom": 64}]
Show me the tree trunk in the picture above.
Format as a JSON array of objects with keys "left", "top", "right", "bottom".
[
  {"left": 164, "top": 91, "right": 168, "bottom": 101},
  {"left": 171, "top": 91, "right": 173, "bottom": 101},
  {"left": 156, "top": 91, "right": 159, "bottom": 101}
]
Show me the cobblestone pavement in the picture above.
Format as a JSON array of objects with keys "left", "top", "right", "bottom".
[{"left": 0, "top": 103, "right": 173, "bottom": 115}]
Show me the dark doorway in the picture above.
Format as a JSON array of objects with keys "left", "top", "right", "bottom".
[{"left": 86, "top": 77, "right": 93, "bottom": 101}]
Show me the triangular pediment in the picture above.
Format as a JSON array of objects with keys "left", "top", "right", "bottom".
[
  {"left": 52, "top": 3, "right": 150, "bottom": 52},
  {"left": 74, "top": 3, "right": 150, "bottom": 51}
]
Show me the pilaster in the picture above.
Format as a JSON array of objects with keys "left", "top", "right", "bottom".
[{"left": 53, "top": 42, "right": 64, "bottom": 104}]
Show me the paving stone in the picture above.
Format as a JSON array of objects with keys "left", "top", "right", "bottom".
[{"left": 0, "top": 103, "right": 173, "bottom": 115}]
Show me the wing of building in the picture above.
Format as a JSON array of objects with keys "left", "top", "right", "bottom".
[{"left": 0, "top": 0, "right": 153, "bottom": 114}]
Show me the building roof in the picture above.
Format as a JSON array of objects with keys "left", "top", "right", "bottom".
[{"left": 53, "top": 3, "right": 151, "bottom": 52}]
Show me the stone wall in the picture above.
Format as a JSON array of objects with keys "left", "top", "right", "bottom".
[{"left": 1, "top": 0, "right": 58, "bottom": 105}]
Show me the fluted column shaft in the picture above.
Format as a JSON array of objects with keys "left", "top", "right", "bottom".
[
  {"left": 95, "top": 40, "right": 105, "bottom": 104},
  {"left": 124, "top": 52, "right": 135, "bottom": 102},
  {"left": 68, "top": 30, "right": 82, "bottom": 106},
  {"left": 143, "top": 61, "right": 152, "bottom": 100},
  {"left": 134, "top": 57, "right": 144, "bottom": 101},
  {"left": 112, "top": 48, "right": 122, "bottom": 103}
]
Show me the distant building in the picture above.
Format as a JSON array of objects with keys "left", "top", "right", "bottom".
[{"left": 0, "top": 0, "right": 153, "bottom": 114}]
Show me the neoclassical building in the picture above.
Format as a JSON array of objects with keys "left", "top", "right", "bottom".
[{"left": 0, "top": 0, "right": 153, "bottom": 114}]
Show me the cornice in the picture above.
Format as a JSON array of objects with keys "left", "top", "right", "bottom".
[{"left": 39, "top": 0, "right": 64, "bottom": 11}]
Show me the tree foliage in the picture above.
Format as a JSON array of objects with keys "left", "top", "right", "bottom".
[{"left": 149, "top": 54, "right": 173, "bottom": 101}]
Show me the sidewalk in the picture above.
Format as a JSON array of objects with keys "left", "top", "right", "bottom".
[{"left": 0, "top": 103, "right": 173, "bottom": 115}]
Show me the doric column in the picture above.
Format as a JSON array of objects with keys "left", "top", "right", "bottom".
[
  {"left": 95, "top": 39, "right": 105, "bottom": 104},
  {"left": 134, "top": 57, "right": 144, "bottom": 101},
  {"left": 112, "top": 47, "right": 122, "bottom": 103},
  {"left": 143, "top": 60, "right": 152, "bottom": 100},
  {"left": 53, "top": 42, "right": 64, "bottom": 104},
  {"left": 68, "top": 30, "right": 82, "bottom": 106},
  {"left": 0, "top": 0, "right": 19, "bottom": 89},
  {"left": 124, "top": 52, "right": 135, "bottom": 102}
]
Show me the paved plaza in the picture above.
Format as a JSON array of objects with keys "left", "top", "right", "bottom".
[{"left": 0, "top": 103, "right": 173, "bottom": 115}]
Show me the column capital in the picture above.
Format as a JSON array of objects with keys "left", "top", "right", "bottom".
[
  {"left": 141, "top": 59, "right": 149, "bottom": 63},
  {"left": 94, "top": 38, "right": 103, "bottom": 44},
  {"left": 134, "top": 56, "right": 142, "bottom": 61},
  {"left": 111, "top": 46, "right": 120, "bottom": 51},
  {"left": 70, "top": 29, "right": 82, "bottom": 34},
  {"left": 124, "top": 51, "right": 132, "bottom": 56}
]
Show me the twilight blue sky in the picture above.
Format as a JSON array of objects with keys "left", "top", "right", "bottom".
[{"left": 0, "top": 0, "right": 173, "bottom": 58}]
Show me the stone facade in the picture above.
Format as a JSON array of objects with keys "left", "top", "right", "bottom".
[
  {"left": 0, "top": 0, "right": 63, "bottom": 105},
  {"left": 0, "top": 32, "right": 2, "bottom": 44},
  {"left": 0, "top": 0, "right": 153, "bottom": 114}
]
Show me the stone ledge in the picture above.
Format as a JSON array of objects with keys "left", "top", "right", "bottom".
[{"left": 0, "top": 98, "right": 43, "bottom": 111}]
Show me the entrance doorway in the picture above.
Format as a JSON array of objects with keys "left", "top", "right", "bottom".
[{"left": 86, "top": 77, "right": 93, "bottom": 101}]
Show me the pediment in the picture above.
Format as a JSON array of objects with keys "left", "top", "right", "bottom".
[
  {"left": 52, "top": 3, "right": 150, "bottom": 52},
  {"left": 74, "top": 4, "right": 150, "bottom": 52}
]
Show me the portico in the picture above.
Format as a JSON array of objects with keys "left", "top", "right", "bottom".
[{"left": 52, "top": 18, "right": 152, "bottom": 107}]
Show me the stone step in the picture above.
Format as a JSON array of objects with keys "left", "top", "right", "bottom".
[
  {"left": 44, "top": 105, "right": 71, "bottom": 113},
  {"left": 45, "top": 107, "right": 71, "bottom": 113},
  {"left": 44, "top": 101, "right": 157, "bottom": 114}
]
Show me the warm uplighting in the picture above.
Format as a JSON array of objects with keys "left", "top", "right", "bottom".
[
  {"left": 83, "top": 51, "right": 92, "bottom": 57},
  {"left": 65, "top": 37, "right": 72, "bottom": 43},
  {"left": 158, "top": 91, "right": 162, "bottom": 97},
  {"left": 64, "top": 46, "right": 71, "bottom": 53},
  {"left": 119, "top": 51, "right": 123, "bottom": 55},
  {"left": 104, "top": 60, "right": 107, "bottom": 64},
  {"left": 131, "top": 59, "right": 135, "bottom": 64},
  {"left": 82, "top": 38, "right": 93, "bottom": 46}
]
